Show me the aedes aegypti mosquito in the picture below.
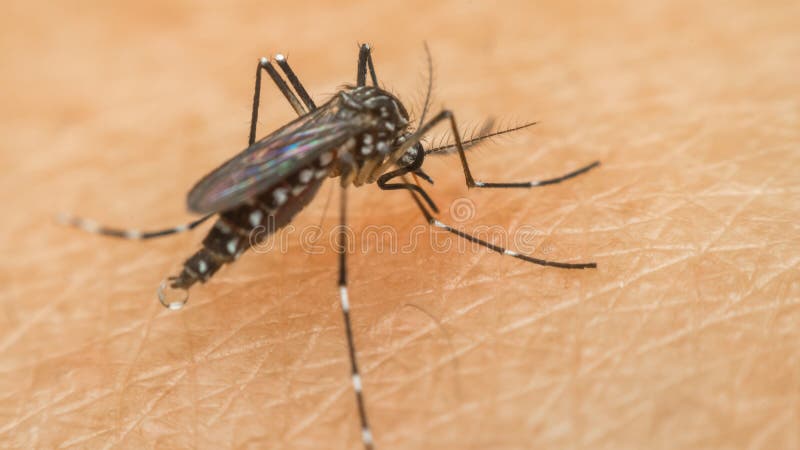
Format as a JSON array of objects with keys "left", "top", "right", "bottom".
[{"left": 63, "top": 44, "right": 599, "bottom": 449}]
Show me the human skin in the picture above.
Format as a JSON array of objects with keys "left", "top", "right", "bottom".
[{"left": 1, "top": 1, "right": 798, "bottom": 449}]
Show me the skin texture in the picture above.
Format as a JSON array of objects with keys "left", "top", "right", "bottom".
[{"left": 1, "top": 1, "right": 799, "bottom": 449}]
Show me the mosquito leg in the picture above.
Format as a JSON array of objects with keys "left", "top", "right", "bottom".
[
  {"left": 58, "top": 212, "right": 214, "bottom": 240},
  {"left": 378, "top": 165, "right": 439, "bottom": 214},
  {"left": 273, "top": 54, "right": 316, "bottom": 111},
  {"left": 377, "top": 147, "right": 594, "bottom": 268},
  {"left": 249, "top": 57, "right": 308, "bottom": 144},
  {"left": 68, "top": 56, "right": 307, "bottom": 240},
  {"left": 425, "top": 110, "right": 600, "bottom": 189},
  {"left": 63, "top": 57, "right": 300, "bottom": 240},
  {"left": 336, "top": 186, "right": 375, "bottom": 449},
  {"left": 376, "top": 137, "right": 440, "bottom": 214},
  {"left": 366, "top": 49, "right": 379, "bottom": 87},
  {"left": 471, "top": 161, "right": 601, "bottom": 188},
  {"left": 393, "top": 175, "right": 597, "bottom": 269},
  {"left": 355, "top": 44, "right": 379, "bottom": 87}
]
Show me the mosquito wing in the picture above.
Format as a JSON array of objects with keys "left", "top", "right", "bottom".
[{"left": 187, "top": 98, "right": 361, "bottom": 215}]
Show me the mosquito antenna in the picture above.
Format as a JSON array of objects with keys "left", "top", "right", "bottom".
[
  {"left": 431, "top": 118, "right": 485, "bottom": 153},
  {"left": 474, "top": 117, "right": 496, "bottom": 141},
  {"left": 417, "top": 42, "right": 435, "bottom": 128},
  {"left": 425, "top": 120, "right": 538, "bottom": 155}
]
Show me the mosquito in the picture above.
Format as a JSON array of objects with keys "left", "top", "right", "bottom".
[{"left": 62, "top": 43, "right": 600, "bottom": 450}]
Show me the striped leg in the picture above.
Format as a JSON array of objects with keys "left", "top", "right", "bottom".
[
  {"left": 272, "top": 54, "right": 316, "bottom": 111},
  {"left": 399, "top": 177, "right": 597, "bottom": 269},
  {"left": 355, "top": 44, "right": 379, "bottom": 87},
  {"left": 426, "top": 109, "right": 600, "bottom": 189},
  {"left": 62, "top": 54, "right": 317, "bottom": 241},
  {"left": 429, "top": 218, "right": 597, "bottom": 269},
  {"left": 383, "top": 108, "right": 598, "bottom": 269},
  {"left": 250, "top": 56, "right": 311, "bottom": 144},
  {"left": 378, "top": 136, "right": 596, "bottom": 269},
  {"left": 337, "top": 186, "right": 375, "bottom": 450},
  {"left": 58, "top": 212, "right": 214, "bottom": 240}
]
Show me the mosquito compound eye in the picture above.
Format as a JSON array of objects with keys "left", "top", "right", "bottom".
[{"left": 399, "top": 145, "right": 419, "bottom": 166}]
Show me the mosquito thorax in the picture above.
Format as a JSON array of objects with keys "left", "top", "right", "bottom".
[{"left": 335, "top": 85, "right": 413, "bottom": 186}]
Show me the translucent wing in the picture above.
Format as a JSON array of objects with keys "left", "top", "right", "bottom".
[{"left": 187, "top": 97, "right": 361, "bottom": 214}]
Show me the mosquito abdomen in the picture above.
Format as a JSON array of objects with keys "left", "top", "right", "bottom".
[{"left": 159, "top": 171, "right": 327, "bottom": 308}]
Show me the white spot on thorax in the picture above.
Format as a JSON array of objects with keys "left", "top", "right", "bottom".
[{"left": 197, "top": 259, "right": 208, "bottom": 273}]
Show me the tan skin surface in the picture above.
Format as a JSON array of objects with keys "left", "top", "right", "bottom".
[{"left": 2, "top": 1, "right": 799, "bottom": 449}]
